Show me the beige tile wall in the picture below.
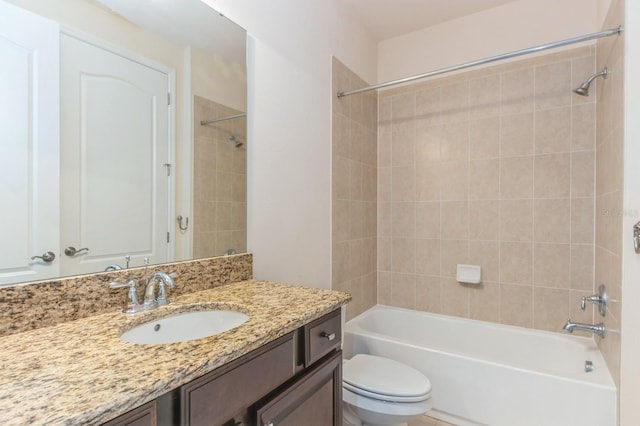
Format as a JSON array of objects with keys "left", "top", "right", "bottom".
[
  {"left": 193, "top": 96, "right": 247, "bottom": 257},
  {"left": 332, "top": 58, "right": 378, "bottom": 320},
  {"left": 378, "top": 47, "right": 598, "bottom": 333},
  {"left": 595, "top": 0, "right": 624, "bottom": 389}
]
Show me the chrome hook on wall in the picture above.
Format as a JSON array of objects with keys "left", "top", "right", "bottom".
[{"left": 177, "top": 215, "right": 189, "bottom": 231}]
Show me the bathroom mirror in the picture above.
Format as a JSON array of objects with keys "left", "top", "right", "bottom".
[{"left": 0, "top": 0, "right": 247, "bottom": 285}]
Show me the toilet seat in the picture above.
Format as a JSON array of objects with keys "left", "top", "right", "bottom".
[
  {"left": 343, "top": 386, "right": 432, "bottom": 423},
  {"left": 343, "top": 354, "right": 431, "bottom": 403}
]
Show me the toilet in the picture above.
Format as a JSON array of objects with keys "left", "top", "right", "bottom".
[{"left": 342, "top": 354, "right": 432, "bottom": 426}]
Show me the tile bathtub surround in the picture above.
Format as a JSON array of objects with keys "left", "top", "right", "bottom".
[
  {"left": 378, "top": 46, "right": 597, "bottom": 333},
  {"left": 332, "top": 57, "right": 378, "bottom": 320},
  {"left": 193, "top": 95, "right": 247, "bottom": 258},
  {"left": 0, "top": 253, "right": 252, "bottom": 337}
]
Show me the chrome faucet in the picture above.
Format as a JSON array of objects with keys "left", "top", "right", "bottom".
[
  {"left": 109, "top": 279, "right": 145, "bottom": 314},
  {"left": 110, "top": 272, "right": 177, "bottom": 314},
  {"left": 563, "top": 319, "right": 605, "bottom": 338},
  {"left": 142, "top": 272, "right": 177, "bottom": 309}
]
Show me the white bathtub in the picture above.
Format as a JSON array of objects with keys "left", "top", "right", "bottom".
[{"left": 343, "top": 305, "right": 616, "bottom": 426}]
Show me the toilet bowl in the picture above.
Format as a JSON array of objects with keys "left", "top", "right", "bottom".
[{"left": 342, "top": 354, "right": 432, "bottom": 426}]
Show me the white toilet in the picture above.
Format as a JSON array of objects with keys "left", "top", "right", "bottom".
[{"left": 342, "top": 354, "right": 432, "bottom": 426}]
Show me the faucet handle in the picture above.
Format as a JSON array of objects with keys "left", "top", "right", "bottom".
[
  {"left": 156, "top": 272, "right": 177, "bottom": 306},
  {"left": 580, "top": 284, "right": 608, "bottom": 316},
  {"left": 109, "top": 280, "right": 133, "bottom": 289},
  {"left": 109, "top": 280, "right": 143, "bottom": 314},
  {"left": 580, "top": 297, "right": 588, "bottom": 310}
]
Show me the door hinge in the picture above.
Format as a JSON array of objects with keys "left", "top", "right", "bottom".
[
  {"left": 167, "top": 232, "right": 170, "bottom": 243},
  {"left": 167, "top": 93, "right": 171, "bottom": 105},
  {"left": 163, "top": 163, "right": 171, "bottom": 176}
]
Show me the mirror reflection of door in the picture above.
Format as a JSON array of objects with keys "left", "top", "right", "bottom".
[
  {"left": 0, "top": 1, "right": 60, "bottom": 285},
  {"left": 60, "top": 33, "right": 172, "bottom": 274}
]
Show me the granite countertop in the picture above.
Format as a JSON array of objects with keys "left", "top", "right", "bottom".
[{"left": 0, "top": 280, "right": 351, "bottom": 425}]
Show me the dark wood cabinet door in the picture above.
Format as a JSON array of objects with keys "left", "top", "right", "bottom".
[
  {"left": 102, "top": 400, "right": 157, "bottom": 426},
  {"left": 182, "top": 333, "right": 296, "bottom": 426},
  {"left": 256, "top": 350, "right": 342, "bottom": 426}
]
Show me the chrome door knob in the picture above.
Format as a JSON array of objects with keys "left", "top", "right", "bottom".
[
  {"left": 31, "top": 251, "right": 55, "bottom": 262},
  {"left": 64, "top": 246, "right": 89, "bottom": 256}
]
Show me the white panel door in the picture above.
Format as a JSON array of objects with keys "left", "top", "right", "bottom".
[
  {"left": 60, "top": 34, "right": 171, "bottom": 274},
  {"left": 0, "top": 1, "right": 59, "bottom": 285}
]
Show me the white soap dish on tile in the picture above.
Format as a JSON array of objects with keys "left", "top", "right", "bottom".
[{"left": 457, "top": 264, "right": 482, "bottom": 284}]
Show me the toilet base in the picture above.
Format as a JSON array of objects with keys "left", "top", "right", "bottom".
[{"left": 343, "top": 399, "right": 414, "bottom": 426}]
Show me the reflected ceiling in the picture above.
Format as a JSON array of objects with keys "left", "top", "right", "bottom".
[{"left": 95, "top": 0, "right": 245, "bottom": 65}]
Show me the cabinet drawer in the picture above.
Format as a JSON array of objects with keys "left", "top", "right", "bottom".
[
  {"left": 304, "top": 309, "right": 341, "bottom": 367},
  {"left": 102, "top": 400, "right": 157, "bottom": 426},
  {"left": 181, "top": 333, "right": 295, "bottom": 426}
]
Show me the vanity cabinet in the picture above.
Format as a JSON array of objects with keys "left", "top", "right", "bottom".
[
  {"left": 182, "top": 333, "right": 296, "bottom": 425},
  {"left": 256, "top": 350, "right": 341, "bottom": 426},
  {"left": 255, "top": 308, "right": 342, "bottom": 426},
  {"left": 304, "top": 308, "right": 342, "bottom": 366},
  {"left": 102, "top": 400, "right": 157, "bottom": 426},
  {"left": 103, "top": 309, "right": 342, "bottom": 426}
]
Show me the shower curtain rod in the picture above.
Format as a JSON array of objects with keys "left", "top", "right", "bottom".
[
  {"left": 200, "top": 112, "right": 247, "bottom": 126},
  {"left": 337, "top": 26, "right": 624, "bottom": 98}
]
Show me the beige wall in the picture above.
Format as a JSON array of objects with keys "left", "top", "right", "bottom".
[
  {"left": 377, "top": 47, "right": 598, "bottom": 333},
  {"left": 332, "top": 58, "right": 378, "bottom": 320},
  {"left": 191, "top": 46, "right": 247, "bottom": 113},
  {"left": 598, "top": 0, "right": 615, "bottom": 27},
  {"left": 378, "top": 0, "right": 600, "bottom": 83},
  {"left": 193, "top": 96, "right": 247, "bottom": 258}
]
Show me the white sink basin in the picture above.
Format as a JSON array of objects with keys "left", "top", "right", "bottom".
[{"left": 120, "top": 309, "right": 249, "bottom": 344}]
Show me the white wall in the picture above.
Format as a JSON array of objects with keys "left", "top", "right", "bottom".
[
  {"left": 621, "top": 1, "right": 640, "bottom": 422},
  {"left": 204, "top": 0, "right": 377, "bottom": 288},
  {"left": 378, "top": 0, "right": 600, "bottom": 83}
]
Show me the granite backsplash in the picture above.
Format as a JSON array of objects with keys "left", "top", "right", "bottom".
[{"left": 0, "top": 253, "right": 252, "bottom": 337}]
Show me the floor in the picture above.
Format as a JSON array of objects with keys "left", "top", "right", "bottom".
[{"left": 409, "top": 415, "right": 456, "bottom": 426}]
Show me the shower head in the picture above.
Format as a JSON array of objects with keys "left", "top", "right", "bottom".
[
  {"left": 228, "top": 135, "right": 244, "bottom": 148},
  {"left": 573, "top": 67, "right": 608, "bottom": 96}
]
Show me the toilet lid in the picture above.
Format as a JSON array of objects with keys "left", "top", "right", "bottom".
[{"left": 343, "top": 354, "right": 431, "bottom": 403}]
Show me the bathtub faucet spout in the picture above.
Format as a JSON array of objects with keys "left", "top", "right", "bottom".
[{"left": 563, "top": 319, "right": 605, "bottom": 338}]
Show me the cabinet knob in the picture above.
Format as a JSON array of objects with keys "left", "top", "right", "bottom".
[{"left": 320, "top": 331, "right": 335, "bottom": 341}]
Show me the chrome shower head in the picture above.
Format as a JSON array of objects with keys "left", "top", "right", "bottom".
[
  {"left": 228, "top": 135, "right": 243, "bottom": 148},
  {"left": 573, "top": 67, "right": 608, "bottom": 96}
]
